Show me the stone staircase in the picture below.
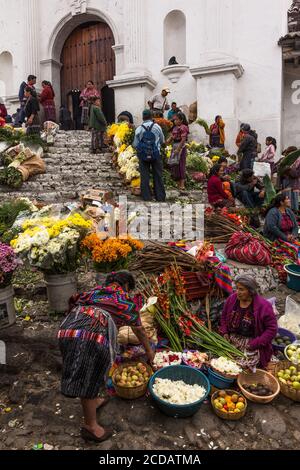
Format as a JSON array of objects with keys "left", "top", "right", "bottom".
[
  {"left": 0, "top": 131, "right": 130, "bottom": 203},
  {"left": 0, "top": 130, "right": 208, "bottom": 209}
]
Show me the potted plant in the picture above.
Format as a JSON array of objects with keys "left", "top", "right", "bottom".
[
  {"left": 11, "top": 212, "right": 92, "bottom": 312},
  {"left": 0, "top": 242, "right": 20, "bottom": 329}
]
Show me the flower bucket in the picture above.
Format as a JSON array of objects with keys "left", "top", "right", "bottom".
[
  {"left": 0, "top": 285, "right": 16, "bottom": 329},
  {"left": 44, "top": 273, "right": 77, "bottom": 313}
]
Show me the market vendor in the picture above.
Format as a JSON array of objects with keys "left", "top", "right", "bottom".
[
  {"left": 207, "top": 164, "right": 235, "bottom": 208},
  {"left": 58, "top": 271, "right": 154, "bottom": 444},
  {"left": 209, "top": 115, "right": 225, "bottom": 149},
  {"left": 166, "top": 111, "right": 189, "bottom": 191},
  {"left": 235, "top": 169, "right": 265, "bottom": 209},
  {"left": 220, "top": 276, "right": 278, "bottom": 369},
  {"left": 263, "top": 194, "right": 298, "bottom": 242}
]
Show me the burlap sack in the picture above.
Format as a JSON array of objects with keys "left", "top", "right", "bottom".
[
  {"left": 118, "top": 309, "right": 158, "bottom": 345},
  {"left": 18, "top": 155, "right": 46, "bottom": 181}
]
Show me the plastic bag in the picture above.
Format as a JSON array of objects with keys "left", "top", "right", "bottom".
[
  {"left": 278, "top": 295, "right": 300, "bottom": 337},
  {"left": 253, "top": 161, "right": 271, "bottom": 178}
]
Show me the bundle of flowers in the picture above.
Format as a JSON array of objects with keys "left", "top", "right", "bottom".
[
  {"left": 211, "top": 155, "right": 220, "bottom": 164},
  {"left": 153, "top": 118, "right": 173, "bottom": 137},
  {"left": 186, "top": 152, "right": 209, "bottom": 175},
  {"left": 107, "top": 123, "right": 134, "bottom": 148},
  {"left": 82, "top": 234, "right": 144, "bottom": 273},
  {"left": 153, "top": 351, "right": 182, "bottom": 369},
  {"left": 0, "top": 242, "right": 20, "bottom": 288},
  {"left": 186, "top": 141, "right": 207, "bottom": 154},
  {"left": 0, "top": 117, "right": 5, "bottom": 128},
  {"left": 10, "top": 213, "right": 92, "bottom": 274},
  {"left": 139, "top": 265, "right": 244, "bottom": 358},
  {"left": 117, "top": 146, "right": 141, "bottom": 182}
]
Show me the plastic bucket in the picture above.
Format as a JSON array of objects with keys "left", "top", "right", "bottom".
[
  {"left": 0, "top": 285, "right": 16, "bottom": 329},
  {"left": 284, "top": 265, "right": 300, "bottom": 292},
  {"left": 44, "top": 273, "right": 77, "bottom": 313}
]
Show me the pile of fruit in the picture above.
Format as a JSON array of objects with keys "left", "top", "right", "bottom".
[
  {"left": 285, "top": 343, "right": 300, "bottom": 364},
  {"left": 114, "top": 363, "right": 151, "bottom": 388},
  {"left": 277, "top": 365, "right": 300, "bottom": 390},
  {"left": 242, "top": 383, "right": 273, "bottom": 397},
  {"left": 213, "top": 391, "right": 246, "bottom": 414},
  {"left": 273, "top": 333, "right": 293, "bottom": 347}
]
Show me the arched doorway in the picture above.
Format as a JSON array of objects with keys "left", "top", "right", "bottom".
[{"left": 60, "top": 21, "right": 115, "bottom": 127}]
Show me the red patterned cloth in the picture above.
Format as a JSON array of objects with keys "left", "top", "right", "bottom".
[{"left": 225, "top": 232, "right": 272, "bottom": 266}]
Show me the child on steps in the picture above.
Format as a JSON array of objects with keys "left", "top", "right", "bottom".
[{"left": 89, "top": 97, "right": 107, "bottom": 154}]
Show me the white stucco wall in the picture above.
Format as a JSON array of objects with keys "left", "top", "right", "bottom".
[
  {"left": 283, "top": 66, "right": 300, "bottom": 149},
  {"left": 0, "top": 0, "right": 297, "bottom": 153}
]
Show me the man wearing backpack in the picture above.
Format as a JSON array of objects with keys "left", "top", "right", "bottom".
[{"left": 133, "top": 109, "right": 166, "bottom": 202}]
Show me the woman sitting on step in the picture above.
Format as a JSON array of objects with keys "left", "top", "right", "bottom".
[{"left": 58, "top": 271, "right": 154, "bottom": 443}]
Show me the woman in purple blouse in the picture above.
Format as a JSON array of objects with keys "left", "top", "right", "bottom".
[{"left": 220, "top": 276, "right": 278, "bottom": 370}]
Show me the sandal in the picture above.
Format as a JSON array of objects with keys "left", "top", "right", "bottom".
[
  {"left": 96, "top": 396, "right": 111, "bottom": 411},
  {"left": 81, "top": 427, "right": 113, "bottom": 443}
]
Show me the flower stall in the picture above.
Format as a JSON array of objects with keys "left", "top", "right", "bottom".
[{"left": 10, "top": 208, "right": 93, "bottom": 312}]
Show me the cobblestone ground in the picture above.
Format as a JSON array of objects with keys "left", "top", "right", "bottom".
[{"left": 0, "top": 269, "right": 300, "bottom": 451}]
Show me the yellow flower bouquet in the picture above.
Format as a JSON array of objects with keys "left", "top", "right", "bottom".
[{"left": 11, "top": 212, "right": 93, "bottom": 274}]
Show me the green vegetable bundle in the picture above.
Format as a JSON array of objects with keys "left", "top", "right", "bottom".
[
  {"left": 186, "top": 152, "right": 209, "bottom": 174},
  {"left": 278, "top": 149, "right": 300, "bottom": 176},
  {"left": 196, "top": 118, "right": 210, "bottom": 134},
  {"left": 263, "top": 175, "right": 276, "bottom": 206},
  {"left": 189, "top": 320, "right": 244, "bottom": 359},
  {"left": 0, "top": 199, "right": 32, "bottom": 239},
  {"left": 1, "top": 167, "right": 23, "bottom": 188}
]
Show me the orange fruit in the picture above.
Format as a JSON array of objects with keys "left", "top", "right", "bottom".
[
  {"left": 238, "top": 397, "right": 245, "bottom": 403},
  {"left": 231, "top": 394, "right": 239, "bottom": 403}
]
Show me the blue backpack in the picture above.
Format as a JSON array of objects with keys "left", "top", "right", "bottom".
[{"left": 137, "top": 123, "right": 160, "bottom": 162}]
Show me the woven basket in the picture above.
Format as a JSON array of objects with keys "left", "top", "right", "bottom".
[
  {"left": 274, "top": 361, "right": 300, "bottom": 402},
  {"left": 211, "top": 389, "right": 247, "bottom": 421},
  {"left": 112, "top": 362, "right": 153, "bottom": 400},
  {"left": 237, "top": 369, "right": 280, "bottom": 404}
]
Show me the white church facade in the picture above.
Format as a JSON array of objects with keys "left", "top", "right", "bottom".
[{"left": 0, "top": 0, "right": 299, "bottom": 152}]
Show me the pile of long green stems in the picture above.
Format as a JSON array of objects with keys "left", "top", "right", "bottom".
[{"left": 138, "top": 273, "right": 244, "bottom": 359}]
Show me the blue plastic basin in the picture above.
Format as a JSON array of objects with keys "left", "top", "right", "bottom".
[
  {"left": 285, "top": 264, "right": 300, "bottom": 292},
  {"left": 149, "top": 365, "right": 210, "bottom": 418},
  {"left": 207, "top": 368, "right": 235, "bottom": 389}
]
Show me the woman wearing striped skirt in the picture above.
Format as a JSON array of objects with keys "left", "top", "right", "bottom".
[{"left": 58, "top": 271, "right": 154, "bottom": 443}]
